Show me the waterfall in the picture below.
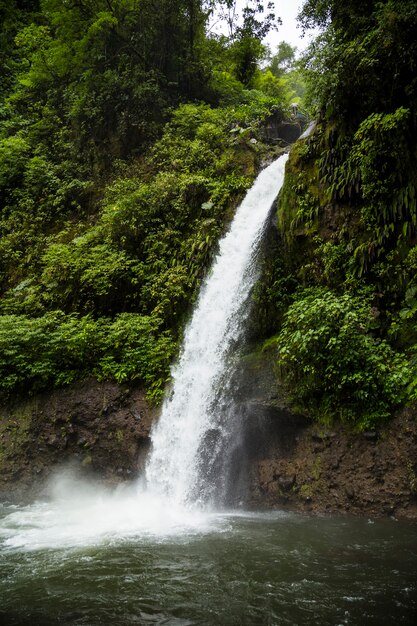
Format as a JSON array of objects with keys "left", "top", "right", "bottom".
[
  {"left": 145, "top": 153, "right": 289, "bottom": 507},
  {"left": 0, "top": 154, "right": 289, "bottom": 552}
]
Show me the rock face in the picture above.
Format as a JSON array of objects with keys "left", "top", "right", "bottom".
[
  {"left": 230, "top": 349, "right": 417, "bottom": 519},
  {"left": 0, "top": 379, "right": 155, "bottom": 500},
  {"left": 260, "top": 110, "right": 306, "bottom": 146},
  {"left": 248, "top": 405, "right": 417, "bottom": 520},
  {"left": 1, "top": 358, "right": 417, "bottom": 520}
]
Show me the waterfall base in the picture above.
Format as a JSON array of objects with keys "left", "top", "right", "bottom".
[{"left": 1, "top": 369, "right": 417, "bottom": 521}]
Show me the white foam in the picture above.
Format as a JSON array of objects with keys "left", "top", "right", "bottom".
[{"left": 0, "top": 472, "right": 223, "bottom": 551}]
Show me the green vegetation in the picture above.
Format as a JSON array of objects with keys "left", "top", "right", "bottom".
[
  {"left": 0, "top": 312, "right": 175, "bottom": 401},
  {"left": 275, "top": 289, "right": 409, "bottom": 428},
  {"left": 256, "top": 0, "right": 417, "bottom": 430},
  {"left": 3, "top": 0, "right": 415, "bottom": 434},
  {"left": 0, "top": 1, "right": 301, "bottom": 402}
]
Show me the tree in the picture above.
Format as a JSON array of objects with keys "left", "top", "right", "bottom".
[
  {"left": 299, "top": 0, "right": 377, "bottom": 36},
  {"left": 227, "top": 1, "right": 280, "bottom": 87},
  {"left": 6, "top": 0, "right": 212, "bottom": 168},
  {"left": 269, "top": 41, "right": 296, "bottom": 78},
  {"left": 0, "top": 0, "right": 39, "bottom": 100},
  {"left": 300, "top": 0, "right": 417, "bottom": 124}
]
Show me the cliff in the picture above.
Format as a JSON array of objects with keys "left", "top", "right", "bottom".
[
  {"left": 227, "top": 346, "right": 417, "bottom": 519},
  {"left": 2, "top": 122, "right": 417, "bottom": 520},
  {"left": 0, "top": 379, "right": 154, "bottom": 501},
  {"left": 232, "top": 116, "right": 417, "bottom": 518},
  {"left": 249, "top": 403, "right": 417, "bottom": 520}
]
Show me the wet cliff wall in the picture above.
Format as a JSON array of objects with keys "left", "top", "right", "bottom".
[{"left": 0, "top": 380, "right": 154, "bottom": 501}]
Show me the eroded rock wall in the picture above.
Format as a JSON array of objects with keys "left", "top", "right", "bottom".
[
  {"left": 231, "top": 349, "right": 417, "bottom": 519},
  {"left": 0, "top": 379, "right": 154, "bottom": 500},
  {"left": 248, "top": 404, "right": 417, "bottom": 520}
]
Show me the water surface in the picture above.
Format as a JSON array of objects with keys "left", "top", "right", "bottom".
[
  {"left": 1, "top": 493, "right": 416, "bottom": 625},
  {"left": 1, "top": 154, "right": 416, "bottom": 625}
]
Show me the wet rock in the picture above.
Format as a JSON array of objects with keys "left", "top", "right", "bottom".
[
  {"left": 81, "top": 455, "right": 92, "bottom": 467},
  {"left": 345, "top": 486, "right": 355, "bottom": 500},
  {"left": 363, "top": 431, "right": 378, "bottom": 441},
  {"left": 311, "top": 431, "right": 335, "bottom": 442},
  {"left": 0, "top": 378, "right": 155, "bottom": 499},
  {"left": 384, "top": 504, "right": 395, "bottom": 515},
  {"left": 248, "top": 403, "right": 417, "bottom": 520},
  {"left": 278, "top": 475, "right": 296, "bottom": 492},
  {"left": 132, "top": 409, "right": 142, "bottom": 422}
]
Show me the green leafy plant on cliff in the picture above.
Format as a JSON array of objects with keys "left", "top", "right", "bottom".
[
  {"left": 275, "top": 288, "right": 410, "bottom": 430},
  {"left": 0, "top": 312, "right": 176, "bottom": 402},
  {"left": 0, "top": 0, "right": 300, "bottom": 401},
  {"left": 0, "top": 96, "right": 285, "bottom": 398},
  {"left": 300, "top": 0, "right": 417, "bottom": 279}
]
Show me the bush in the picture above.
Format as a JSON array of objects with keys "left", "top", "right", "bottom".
[
  {"left": 0, "top": 312, "right": 99, "bottom": 392},
  {"left": 275, "top": 288, "right": 410, "bottom": 429},
  {"left": 0, "top": 312, "right": 176, "bottom": 402},
  {"left": 0, "top": 97, "right": 280, "bottom": 400},
  {"left": 98, "top": 313, "right": 176, "bottom": 402},
  {"left": 0, "top": 135, "right": 30, "bottom": 191},
  {"left": 40, "top": 234, "right": 142, "bottom": 314}
]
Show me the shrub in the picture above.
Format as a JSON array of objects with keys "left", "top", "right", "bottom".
[
  {"left": 275, "top": 288, "right": 410, "bottom": 429},
  {"left": 0, "top": 312, "right": 176, "bottom": 402},
  {"left": 98, "top": 313, "right": 176, "bottom": 402},
  {"left": 0, "top": 312, "right": 99, "bottom": 392}
]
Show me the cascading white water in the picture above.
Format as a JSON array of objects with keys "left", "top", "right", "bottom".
[
  {"left": 145, "top": 153, "right": 289, "bottom": 506},
  {"left": 0, "top": 154, "right": 289, "bottom": 551}
]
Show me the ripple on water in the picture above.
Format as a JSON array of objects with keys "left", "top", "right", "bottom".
[{"left": 1, "top": 485, "right": 417, "bottom": 625}]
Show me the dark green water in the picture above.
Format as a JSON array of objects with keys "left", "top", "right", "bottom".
[{"left": 1, "top": 503, "right": 416, "bottom": 626}]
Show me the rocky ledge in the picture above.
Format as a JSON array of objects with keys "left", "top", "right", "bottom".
[
  {"left": 0, "top": 379, "right": 154, "bottom": 501},
  {"left": 246, "top": 404, "right": 417, "bottom": 520},
  {"left": 1, "top": 361, "right": 417, "bottom": 520},
  {"left": 235, "top": 350, "right": 417, "bottom": 520}
]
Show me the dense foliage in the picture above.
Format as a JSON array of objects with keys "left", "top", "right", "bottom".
[
  {"left": 0, "top": 0, "right": 301, "bottom": 401},
  {"left": 4, "top": 0, "right": 414, "bottom": 432},
  {"left": 257, "top": 0, "right": 417, "bottom": 429},
  {"left": 275, "top": 288, "right": 409, "bottom": 428},
  {"left": 0, "top": 311, "right": 175, "bottom": 400}
]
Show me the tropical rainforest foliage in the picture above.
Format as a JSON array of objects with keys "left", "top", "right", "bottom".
[
  {"left": 1, "top": 0, "right": 416, "bottom": 431},
  {"left": 261, "top": 0, "right": 417, "bottom": 429},
  {"left": 0, "top": 0, "right": 299, "bottom": 401}
]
